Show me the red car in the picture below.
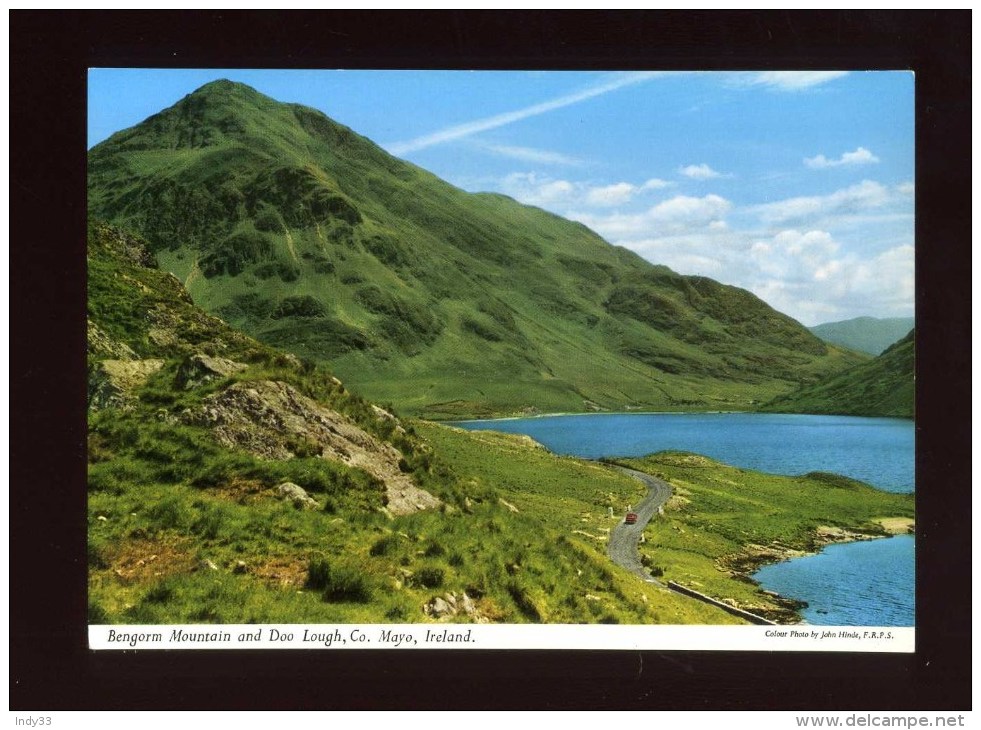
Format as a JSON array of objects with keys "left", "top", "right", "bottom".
[{"left": 625, "top": 512, "right": 638, "bottom": 525}]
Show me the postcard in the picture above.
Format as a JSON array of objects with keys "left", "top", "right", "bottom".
[{"left": 85, "top": 68, "right": 916, "bottom": 653}]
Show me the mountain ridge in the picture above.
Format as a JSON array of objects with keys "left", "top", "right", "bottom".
[{"left": 809, "top": 316, "right": 915, "bottom": 356}]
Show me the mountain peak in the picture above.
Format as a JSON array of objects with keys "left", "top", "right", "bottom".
[{"left": 188, "top": 78, "right": 269, "bottom": 101}]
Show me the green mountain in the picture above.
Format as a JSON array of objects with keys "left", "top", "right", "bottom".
[
  {"left": 810, "top": 316, "right": 915, "bottom": 356},
  {"left": 762, "top": 329, "right": 914, "bottom": 418},
  {"left": 88, "top": 79, "right": 862, "bottom": 418}
]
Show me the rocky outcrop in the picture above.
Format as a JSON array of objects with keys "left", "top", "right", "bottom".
[
  {"left": 88, "top": 358, "right": 165, "bottom": 410},
  {"left": 176, "top": 353, "right": 248, "bottom": 390},
  {"left": 94, "top": 223, "right": 158, "bottom": 269},
  {"left": 182, "top": 380, "right": 440, "bottom": 515},
  {"left": 87, "top": 319, "right": 137, "bottom": 361},
  {"left": 423, "top": 591, "right": 486, "bottom": 622},
  {"left": 275, "top": 482, "right": 320, "bottom": 510}
]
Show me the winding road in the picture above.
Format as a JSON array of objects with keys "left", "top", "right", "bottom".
[{"left": 606, "top": 467, "right": 673, "bottom": 584}]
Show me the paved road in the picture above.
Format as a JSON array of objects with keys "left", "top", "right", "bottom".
[{"left": 606, "top": 467, "right": 672, "bottom": 584}]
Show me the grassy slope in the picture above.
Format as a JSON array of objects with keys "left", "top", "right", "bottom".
[
  {"left": 810, "top": 316, "right": 915, "bottom": 356},
  {"left": 762, "top": 330, "right": 914, "bottom": 418},
  {"left": 612, "top": 453, "right": 914, "bottom": 619},
  {"left": 89, "top": 80, "right": 863, "bottom": 418},
  {"left": 87, "top": 220, "right": 737, "bottom": 625}
]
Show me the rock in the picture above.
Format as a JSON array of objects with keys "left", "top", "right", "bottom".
[
  {"left": 176, "top": 353, "right": 248, "bottom": 390},
  {"left": 425, "top": 596, "right": 453, "bottom": 618},
  {"left": 498, "top": 498, "right": 520, "bottom": 514},
  {"left": 460, "top": 592, "right": 476, "bottom": 616},
  {"left": 148, "top": 327, "right": 180, "bottom": 349},
  {"left": 233, "top": 561, "right": 248, "bottom": 574},
  {"left": 87, "top": 319, "right": 137, "bottom": 361},
  {"left": 88, "top": 358, "right": 166, "bottom": 410},
  {"left": 371, "top": 404, "right": 396, "bottom": 421},
  {"left": 372, "top": 404, "right": 406, "bottom": 434},
  {"left": 199, "top": 559, "right": 219, "bottom": 572},
  {"left": 105, "top": 225, "right": 157, "bottom": 268},
  {"left": 182, "top": 380, "right": 441, "bottom": 515},
  {"left": 275, "top": 482, "right": 320, "bottom": 510}
]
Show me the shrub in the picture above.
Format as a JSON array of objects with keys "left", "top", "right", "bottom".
[
  {"left": 370, "top": 535, "right": 398, "bottom": 557},
  {"left": 200, "top": 230, "right": 273, "bottom": 277},
  {"left": 324, "top": 566, "right": 373, "bottom": 603},
  {"left": 191, "top": 503, "right": 230, "bottom": 540},
  {"left": 253, "top": 260, "right": 300, "bottom": 282},
  {"left": 306, "top": 559, "right": 374, "bottom": 603},
  {"left": 272, "top": 295, "right": 328, "bottom": 319},
  {"left": 254, "top": 206, "right": 284, "bottom": 233},
  {"left": 217, "top": 292, "right": 275, "bottom": 321},
  {"left": 145, "top": 496, "right": 190, "bottom": 530},
  {"left": 413, "top": 567, "right": 444, "bottom": 589},
  {"left": 144, "top": 581, "right": 175, "bottom": 604},
  {"left": 306, "top": 558, "right": 333, "bottom": 590}
]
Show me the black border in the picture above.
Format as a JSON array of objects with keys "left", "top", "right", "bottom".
[{"left": 10, "top": 10, "right": 971, "bottom": 710}]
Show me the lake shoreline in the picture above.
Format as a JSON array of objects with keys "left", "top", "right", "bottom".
[{"left": 719, "top": 522, "right": 915, "bottom": 624}]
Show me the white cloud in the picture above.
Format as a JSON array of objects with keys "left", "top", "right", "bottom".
[
  {"left": 804, "top": 146, "right": 880, "bottom": 169},
  {"left": 567, "top": 208, "right": 913, "bottom": 326},
  {"left": 741, "top": 233, "right": 914, "bottom": 324},
  {"left": 896, "top": 181, "right": 915, "bottom": 196},
  {"left": 585, "top": 183, "right": 637, "bottom": 207},
  {"left": 679, "top": 163, "right": 725, "bottom": 180},
  {"left": 476, "top": 142, "right": 584, "bottom": 166},
  {"left": 751, "top": 180, "right": 892, "bottom": 225},
  {"left": 387, "top": 71, "right": 664, "bottom": 155},
  {"left": 498, "top": 174, "right": 677, "bottom": 211},
  {"left": 736, "top": 71, "right": 849, "bottom": 91},
  {"left": 571, "top": 194, "right": 732, "bottom": 239}
]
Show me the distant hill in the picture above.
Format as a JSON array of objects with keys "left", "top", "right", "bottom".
[
  {"left": 88, "top": 80, "right": 863, "bottom": 418},
  {"left": 810, "top": 316, "right": 915, "bottom": 356},
  {"left": 762, "top": 329, "right": 914, "bottom": 418}
]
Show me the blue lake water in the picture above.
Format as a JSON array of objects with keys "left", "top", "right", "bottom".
[
  {"left": 453, "top": 412, "right": 915, "bottom": 625},
  {"left": 454, "top": 412, "right": 914, "bottom": 493},
  {"left": 754, "top": 535, "right": 915, "bottom": 626}
]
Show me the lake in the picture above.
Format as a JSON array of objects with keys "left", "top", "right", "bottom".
[
  {"left": 453, "top": 412, "right": 915, "bottom": 625},
  {"left": 453, "top": 412, "right": 914, "bottom": 493},
  {"left": 754, "top": 534, "right": 915, "bottom": 626}
]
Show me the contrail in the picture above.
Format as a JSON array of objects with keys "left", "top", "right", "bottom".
[{"left": 386, "top": 72, "right": 666, "bottom": 156}]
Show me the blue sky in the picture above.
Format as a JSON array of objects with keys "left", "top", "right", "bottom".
[{"left": 89, "top": 68, "right": 914, "bottom": 326}]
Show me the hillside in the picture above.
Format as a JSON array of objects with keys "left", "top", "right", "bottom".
[
  {"left": 810, "top": 316, "right": 915, "bottom": 356},
  {"left": 88, "top": 79, "right": 862, "bottom": 418},
  {"left": 86, "top": 219, "right": 741, "bottom": 625},
  {"left": 762, "top": 329, "right": 914, "bottom": 418}
]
